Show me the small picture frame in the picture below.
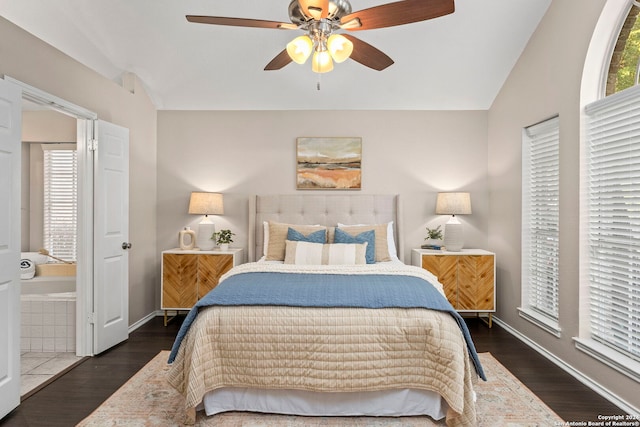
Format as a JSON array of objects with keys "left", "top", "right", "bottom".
[{"left": 296, "top": 137, "right": 362, "bottom": 190}]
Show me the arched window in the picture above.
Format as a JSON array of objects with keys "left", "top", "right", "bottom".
[
  {"left": 606, "top": 5, "right": 640, "bottom": 95},
  {"left": 579, "top": 0, "right": 640, "bottom": 381}
]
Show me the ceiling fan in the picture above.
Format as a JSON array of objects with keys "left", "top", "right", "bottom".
[{"left": 186, "top": 0, "right": 455, "bottom": 74}]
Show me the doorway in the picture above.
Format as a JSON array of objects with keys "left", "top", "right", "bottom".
[
  {"left": 1, "top": 76, "right": 131, "bottom": 415},
  {"left": 7, "top": 76, "right": 99, "bottom": 362},
  {"left": 19, "top": 104, "right": 84, "bottom": 397}
]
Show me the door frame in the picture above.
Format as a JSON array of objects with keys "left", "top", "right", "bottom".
[{"left": 5, "top": 76, "right": 98, "bottom": 356}]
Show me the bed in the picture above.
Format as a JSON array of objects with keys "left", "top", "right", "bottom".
[{"left": 167, "top": 194, "right": 485, "bottom": 426}]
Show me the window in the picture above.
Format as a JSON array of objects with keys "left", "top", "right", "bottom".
[
  {"left": 606, "top": 5, "right": 640, "bottom": 95},
  {"left": 581, "top": 84, "right": 640, "bottom": 378},
  {"left": 519, "top": 117, "right": 561, "bottom": 336},
  {"left": 43, "top": 144, "right": 77, "bottom": 262}
]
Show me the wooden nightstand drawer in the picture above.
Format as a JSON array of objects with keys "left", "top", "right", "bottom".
[
  {"left": 161, "top": 248, "right": 243, "bottom": 325},
  {"left": 412, "top": 248, "right": 495, "bottom": 326}
]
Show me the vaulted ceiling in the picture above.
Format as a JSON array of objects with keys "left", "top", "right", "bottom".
[{"left": 0, "top": 0, "right": 551, "bottom": 110}]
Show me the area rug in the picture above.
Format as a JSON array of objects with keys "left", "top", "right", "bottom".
[{"left": 77, "top": 351, "right": 563, "bottom": 426}]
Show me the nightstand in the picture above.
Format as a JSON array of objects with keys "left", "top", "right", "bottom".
[
  {"left": 412, "top": 248, "right": 495, "bottom": 326},
  {"left": 161, "top": 248, "right": 243, "bottom": 325}
]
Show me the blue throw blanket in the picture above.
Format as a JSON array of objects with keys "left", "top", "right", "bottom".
[{"left": 168, "top": 271, "right": 486, "bottom": 381}]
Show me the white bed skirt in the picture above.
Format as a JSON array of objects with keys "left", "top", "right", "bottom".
[{"left": 201, "top": 387, "right": 448, "bottom": 420}]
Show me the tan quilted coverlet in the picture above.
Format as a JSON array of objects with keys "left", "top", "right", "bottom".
[{"left": 166, "top": 264, "right": 478, "bottom": 427}]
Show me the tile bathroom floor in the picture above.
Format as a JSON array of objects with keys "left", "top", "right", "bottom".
[{"left": 21, "top": 352, "right": 85, "bottom": 398}]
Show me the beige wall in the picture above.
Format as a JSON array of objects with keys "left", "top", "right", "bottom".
[
  {"left": 156, "top": 110, "right": 490, "bottom": 270},
  {"left": 488, "top": 0, "right": 639, "bottom": 411},
  {"left": 22, "top": 110, "right": 76, "bottom": 142},
  {"left": 1, "top": 17, "right": 158, "bottom": 325}
]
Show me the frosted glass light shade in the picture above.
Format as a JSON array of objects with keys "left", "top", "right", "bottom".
[
  {"left": 327, "top": 34, "right": 353, "bottom": 63},
  {"left": 286, "top": 35, "right": 313, "bottom": 64},
  {"left": 312, "top": 50, "right": 334, "bottom": 73}
]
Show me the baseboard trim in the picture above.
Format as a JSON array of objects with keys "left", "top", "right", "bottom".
[
  {"left": 128, "top": 311, "right": 161, "bottom": 333},
  {"left": 493, "top": 317, "right": 639, "bottom": 415}
]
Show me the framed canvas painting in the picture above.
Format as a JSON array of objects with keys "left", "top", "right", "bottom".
[{"left": 296, "top": 137, "right": 362, "bottom": 190}]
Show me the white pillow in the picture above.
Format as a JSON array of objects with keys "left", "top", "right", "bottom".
[
  {"left": 337, "top": 221, "right": 398, "bottom": 260},
  {"left": 284, "top": 240, "right": 368, "bottom": 265}
]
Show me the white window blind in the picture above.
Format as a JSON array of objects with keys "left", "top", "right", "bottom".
[
  {"left": 43, "top": 144, "right": 77, "bottom": 263},
  {"left": 585, "top": 84, "right": 640, "bottom": 362},
  {"left": 521, "top": 116, "right": 560, "bottom": 325}
]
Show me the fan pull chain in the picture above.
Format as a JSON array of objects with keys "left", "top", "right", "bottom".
[{"left": 317, "top": 74, "right": 321, "bottom": 91}]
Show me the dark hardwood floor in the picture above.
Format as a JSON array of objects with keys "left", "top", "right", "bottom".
[
  {"left": 465, "top": 319, "right": 624, "bottom": 423},
  {"left": 0, "top": 316, "right": 625, "bottom": 426}
]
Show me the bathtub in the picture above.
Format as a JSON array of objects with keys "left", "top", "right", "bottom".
[
  {"left": 20, "top": 276, "right": 76, "bottom": 353},
  {"left": 21, "top": 276, "right": 76, "bottom": 294}
]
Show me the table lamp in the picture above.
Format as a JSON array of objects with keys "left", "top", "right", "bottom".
[
  {"left": 188, "top": 192, "right": 224, "bottom": 250},
  {"left": 435, "top": 192, "right": 471, "bottom": 251}
]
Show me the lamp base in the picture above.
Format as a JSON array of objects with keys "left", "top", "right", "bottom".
[
  {"left": 444, "top": 217, "right": 464, "bottom": 252},
  {"left": 197, "top": 222, "right": 215, "bottom": 251}
]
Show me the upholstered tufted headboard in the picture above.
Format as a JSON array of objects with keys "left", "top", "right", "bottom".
[{"left": 248, "top": 194, "right": 403, "bottom": 262}]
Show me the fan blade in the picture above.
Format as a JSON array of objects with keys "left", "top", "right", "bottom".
[
  {"left": 186, "top": 15, "right": 297, "bottom": 30},
  {"left": 342, "top": 35, "right": 394, "bottom": 71},
  {"left": 340, "top": 0, "right": 454, "bottom": 31},
  {"left": 264, "top": 49, "right": 294, "bottom": 70},
  {"left": 299, "top": 0, "right": 330, "bottom": 19}
]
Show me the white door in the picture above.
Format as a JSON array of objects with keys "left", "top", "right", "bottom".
[
  {"left": 93, "top": 119, "right": 130, "bottom": 354},
  {"left": 0, "top": 79, "right": 22, "bottom": 418}
]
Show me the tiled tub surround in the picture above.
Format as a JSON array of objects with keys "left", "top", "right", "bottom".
[
  {"left": 21, "top": 291, "right": 76, "bottom": 353},
  {"left": 20, "top": 282, "right": 81, "bottom": 397}
]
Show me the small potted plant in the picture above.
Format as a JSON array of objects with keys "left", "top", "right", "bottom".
[
  {"left": 212, "top": 229, "right": 235, "bottom": 251},
  {"left": 422, "top": 225, "right": 444, "bottom": 249}
]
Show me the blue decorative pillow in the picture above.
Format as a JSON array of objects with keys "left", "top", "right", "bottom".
[
  {"left": 334, "top": 228, "right": 375, "bottom": 264},
  {"left": 287, "top": 227, "right": 327, "bottom": 244}
]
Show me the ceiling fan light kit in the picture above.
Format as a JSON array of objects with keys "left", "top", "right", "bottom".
[
  {"left": 187, "top": 0, "right": 455, "bottom": 74},
  {"left": 287, "top": 30, "right": 353, "bottom": 73}
]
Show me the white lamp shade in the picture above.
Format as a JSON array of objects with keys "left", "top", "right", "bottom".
[
  {"left": 188, "top": 192, "right": 224, "bottom": 215},
  {"left": 435, "top": 192, "right": 472, "bottom": 215}
]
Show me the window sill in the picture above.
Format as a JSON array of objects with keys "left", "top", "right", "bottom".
[
  {"left": 517, "top": 307, "right": 562, "bottom": 338},
  {"left": 574, "top": 338, "right": 640, "bottom": 383}
]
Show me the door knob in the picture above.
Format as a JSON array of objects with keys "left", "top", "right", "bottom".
[{"left": 122, "top": 242, "right": 132, "bottom": 250}]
